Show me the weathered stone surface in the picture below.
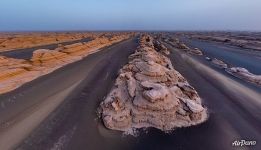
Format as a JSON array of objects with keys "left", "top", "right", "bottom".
[
  {"left": 99, "top": 34, "right": 207, "bottom": 134},
  {"left": 0, "top": 56, "right": 41, "bottom": 94},
  {"left": 0, "top": 33, "right": 132, "bottom": 94},
  {"left": 188, "top": 32, "right": 261, "bottom": 51},
  {"left": 31, "top": 49, "right": 82, "bottom": 68},
  {"left": 211, "top": 58, "right": 228, "bottom": 68},
  {"left": 0, "top": 32, "right": 96, "bottom": 52},
  {"left": 226, "top": 67, "right": 261, "bottom": 85},
  {"left": 153, "top": 40, "right": 170, "bottom": 55},
  {"left": 189, "top": 48, "right": 203, "bottom": 55},
  {"left": 168, "top": 39, "right": 203, "bottom": 55}
]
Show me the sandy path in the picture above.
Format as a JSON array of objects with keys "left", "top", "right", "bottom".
[
  {"left": 0, "top": 37, "right": 138, "bottom": 150},
  {"left": 0, "top": 79, "right": 82, "bottom": 150}
]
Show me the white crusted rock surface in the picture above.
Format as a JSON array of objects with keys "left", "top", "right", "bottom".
[{"left": 99, "top": 35, "right": 207, "bottom": 134}]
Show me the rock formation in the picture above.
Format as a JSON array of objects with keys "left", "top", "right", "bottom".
[
  {"left": 165, "top": 34, "right": 261, "bottom": 86},
  {"left": 226, "top": 67, "right": 261, "bottom": 86},
  {"left": 153, "top": 40, "right": 170, "bottom": 55},
  {"left": 204, "top": 56, "right": 261, "bottom": 86},
  {"left": 186, "top": 32, "right": 261, "bottom": 51},
  {"left": 206, "top": 57, "right": 261, "bottom": 86},
  {"left": 0, "top": 32, "right": 97, "bottom": 52},
  {"left": 99, "top": 35, "right": 207, "bottom": 134},
  {"left": 211, "top": 58, "right": 228, "bottom": 69},
  {"left": 0, "top": 56, "right": 41, "bottom": 93},
  {"left": 167, "top": 38, "right": 203, "bottom": 55},
  {"left": 0, "top": 33, "right": 132, "bottom": 94}
]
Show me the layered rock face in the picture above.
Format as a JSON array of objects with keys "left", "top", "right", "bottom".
[
  {"left": 0, "top": 34, "right": 132, "bottom": 94},
  {"left": 99, "top": 35, "right": 207, "bottom": 133},
  {"left": 0, "top": 56, "right": 41, "bottom": 94},
  {"left": 0, "top": 32, "right": 97, "bottom": 52},
  {"left": 30, "top": 36, "right": 126, "bottom": 68}
]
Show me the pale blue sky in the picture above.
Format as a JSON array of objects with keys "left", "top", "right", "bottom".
[{"left": 0, "top": 0, "right": 261, "bottom": 31}]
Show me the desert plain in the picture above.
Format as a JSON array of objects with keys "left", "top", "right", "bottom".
[{"left": 0, "top": 31, "right": 260, "bottom": 150}]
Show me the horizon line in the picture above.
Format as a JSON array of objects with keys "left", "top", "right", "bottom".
[{"left": 1, "top": 29, "right": 261, "bottom": 33}]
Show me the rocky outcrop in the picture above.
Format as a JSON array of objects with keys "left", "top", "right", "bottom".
[
  {"left": 206, "top": 56, "right": 261, "bottom": 86},
  {"left": 153, "top": 40, "right": 170, "bottom": 55},
  {"left": 31, "top": 49, "right": 81, "bottom": 67},
  {"left": 189, "top": 48, "right": 203, "bottom": 55},
  {"left": 167, "top": 38, "right": 203, "bottom": 55},
  {"left": 0, "top": 34, "right": 132, "bottom": 94},
  {"left": 0, "top": 32, "right": 97, "bottom": 52},
  {"left": 0, "top": 56, "right": 41, "bottom": 94},
  {"left": 187, "top": 32, "right": 261, "bottom": 51},
  {"left": 99, "top": 35, "right": 207, "bottom": 134},
  {"left": 165, "top": 34, "right": 261, "bottom": 86},
  {"left": 226, "top": 67, "right": 261, "bottom": 85},
  {"left": 211, "top": 58, "right": 228, "bottom": 69},
  {"left": 61, "top": 37, "right": 114, "bottom": 56}
]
